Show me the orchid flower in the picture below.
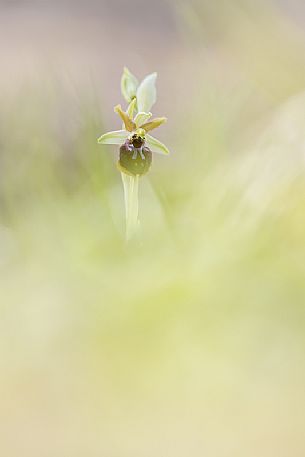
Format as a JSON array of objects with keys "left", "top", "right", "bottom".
[
  {"left": 98, "top": 68, "right": 169, "bottom": 176},
  {"left": 97, "top": 68, "right": 170, "bottom": 241}
]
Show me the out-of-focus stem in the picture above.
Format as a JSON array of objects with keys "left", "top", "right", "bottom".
[{"left": 121, "top": 172, "right": 139, "bottom": 241}]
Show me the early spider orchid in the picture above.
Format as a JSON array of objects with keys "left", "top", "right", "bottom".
[
  {"left": 97, "top": 68, "right": 170, "bottom": 241},
  {"left": 98, "top": 68, "right": 169, "bottom": 176}
]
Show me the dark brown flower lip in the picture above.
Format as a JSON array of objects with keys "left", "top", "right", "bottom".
[
  {"left": 119, "top": 143, "right": 152, "bottom": 176},
  {"left": 125, "top": 137, "right": 142, "bottom": 151},
  {"left": 128, "top": 134, "right": 145, "bottom": 149}
]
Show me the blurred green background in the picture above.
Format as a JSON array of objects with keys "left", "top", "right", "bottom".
[{"left": 1, "top": 1, "right": 305, "bottom": 456}]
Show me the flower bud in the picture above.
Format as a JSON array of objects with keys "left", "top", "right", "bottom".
[{"left": 121, "top": 67, "right": 139, "bottom": 103}]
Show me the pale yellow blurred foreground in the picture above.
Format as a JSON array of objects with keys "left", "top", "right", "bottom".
[{"left": 0, "top": 1, "right": 305, "bottom": 456}]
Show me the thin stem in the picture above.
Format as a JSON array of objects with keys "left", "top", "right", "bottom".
[{"left": 121, "top": 172, "right": 139, "bottom": 241}]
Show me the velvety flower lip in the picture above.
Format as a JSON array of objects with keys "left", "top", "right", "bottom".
[
  {"left": 97, "top": 68, "right": 170, "bottom": 157},
  {"left": 118, "top": 141, "right": 152, "bottom": 176}
]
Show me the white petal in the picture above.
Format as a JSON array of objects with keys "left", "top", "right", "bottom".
[
  {"left": 134, "top": 111, "right": 152, "bottom": 128},
  {"left": 136, "top": 72, "right": 157, "bottom": 113},
  {"left": 97, "top": 130, "right": 129, "bottom": 145},
  {"left": 146, "top": 134, "right": 170, "bottom": 155}
]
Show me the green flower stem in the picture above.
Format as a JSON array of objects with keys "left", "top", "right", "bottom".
[{"left": 121, "top": 172, "right": 139, "bottom": 241}]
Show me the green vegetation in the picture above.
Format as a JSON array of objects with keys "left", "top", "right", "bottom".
[{"left": 1, "top": 1, "right": 305, "bottom": 455}]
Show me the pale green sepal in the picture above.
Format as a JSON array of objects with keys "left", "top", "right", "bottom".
[
  {"left": 121, "top": 67, "right": 139, "bottom": 103},
  {"left": 134, "top": 111, "right": 152, "bottom": 128},
  {"left": 127, "top": 98, "right": 137, "bottom": 119},
  {"left": 146, "top": 134, "right": 170, "bottom": 155},
  {"left": 97, "top": 130, "right": 129, "bottom": 145},
  {"left": 136, "top": 72, "right": 157, "bottom": 113}
]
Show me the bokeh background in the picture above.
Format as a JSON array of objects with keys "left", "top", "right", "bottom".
[{"left": 1, "top": 0, "right": 305, "bottom": 456}]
